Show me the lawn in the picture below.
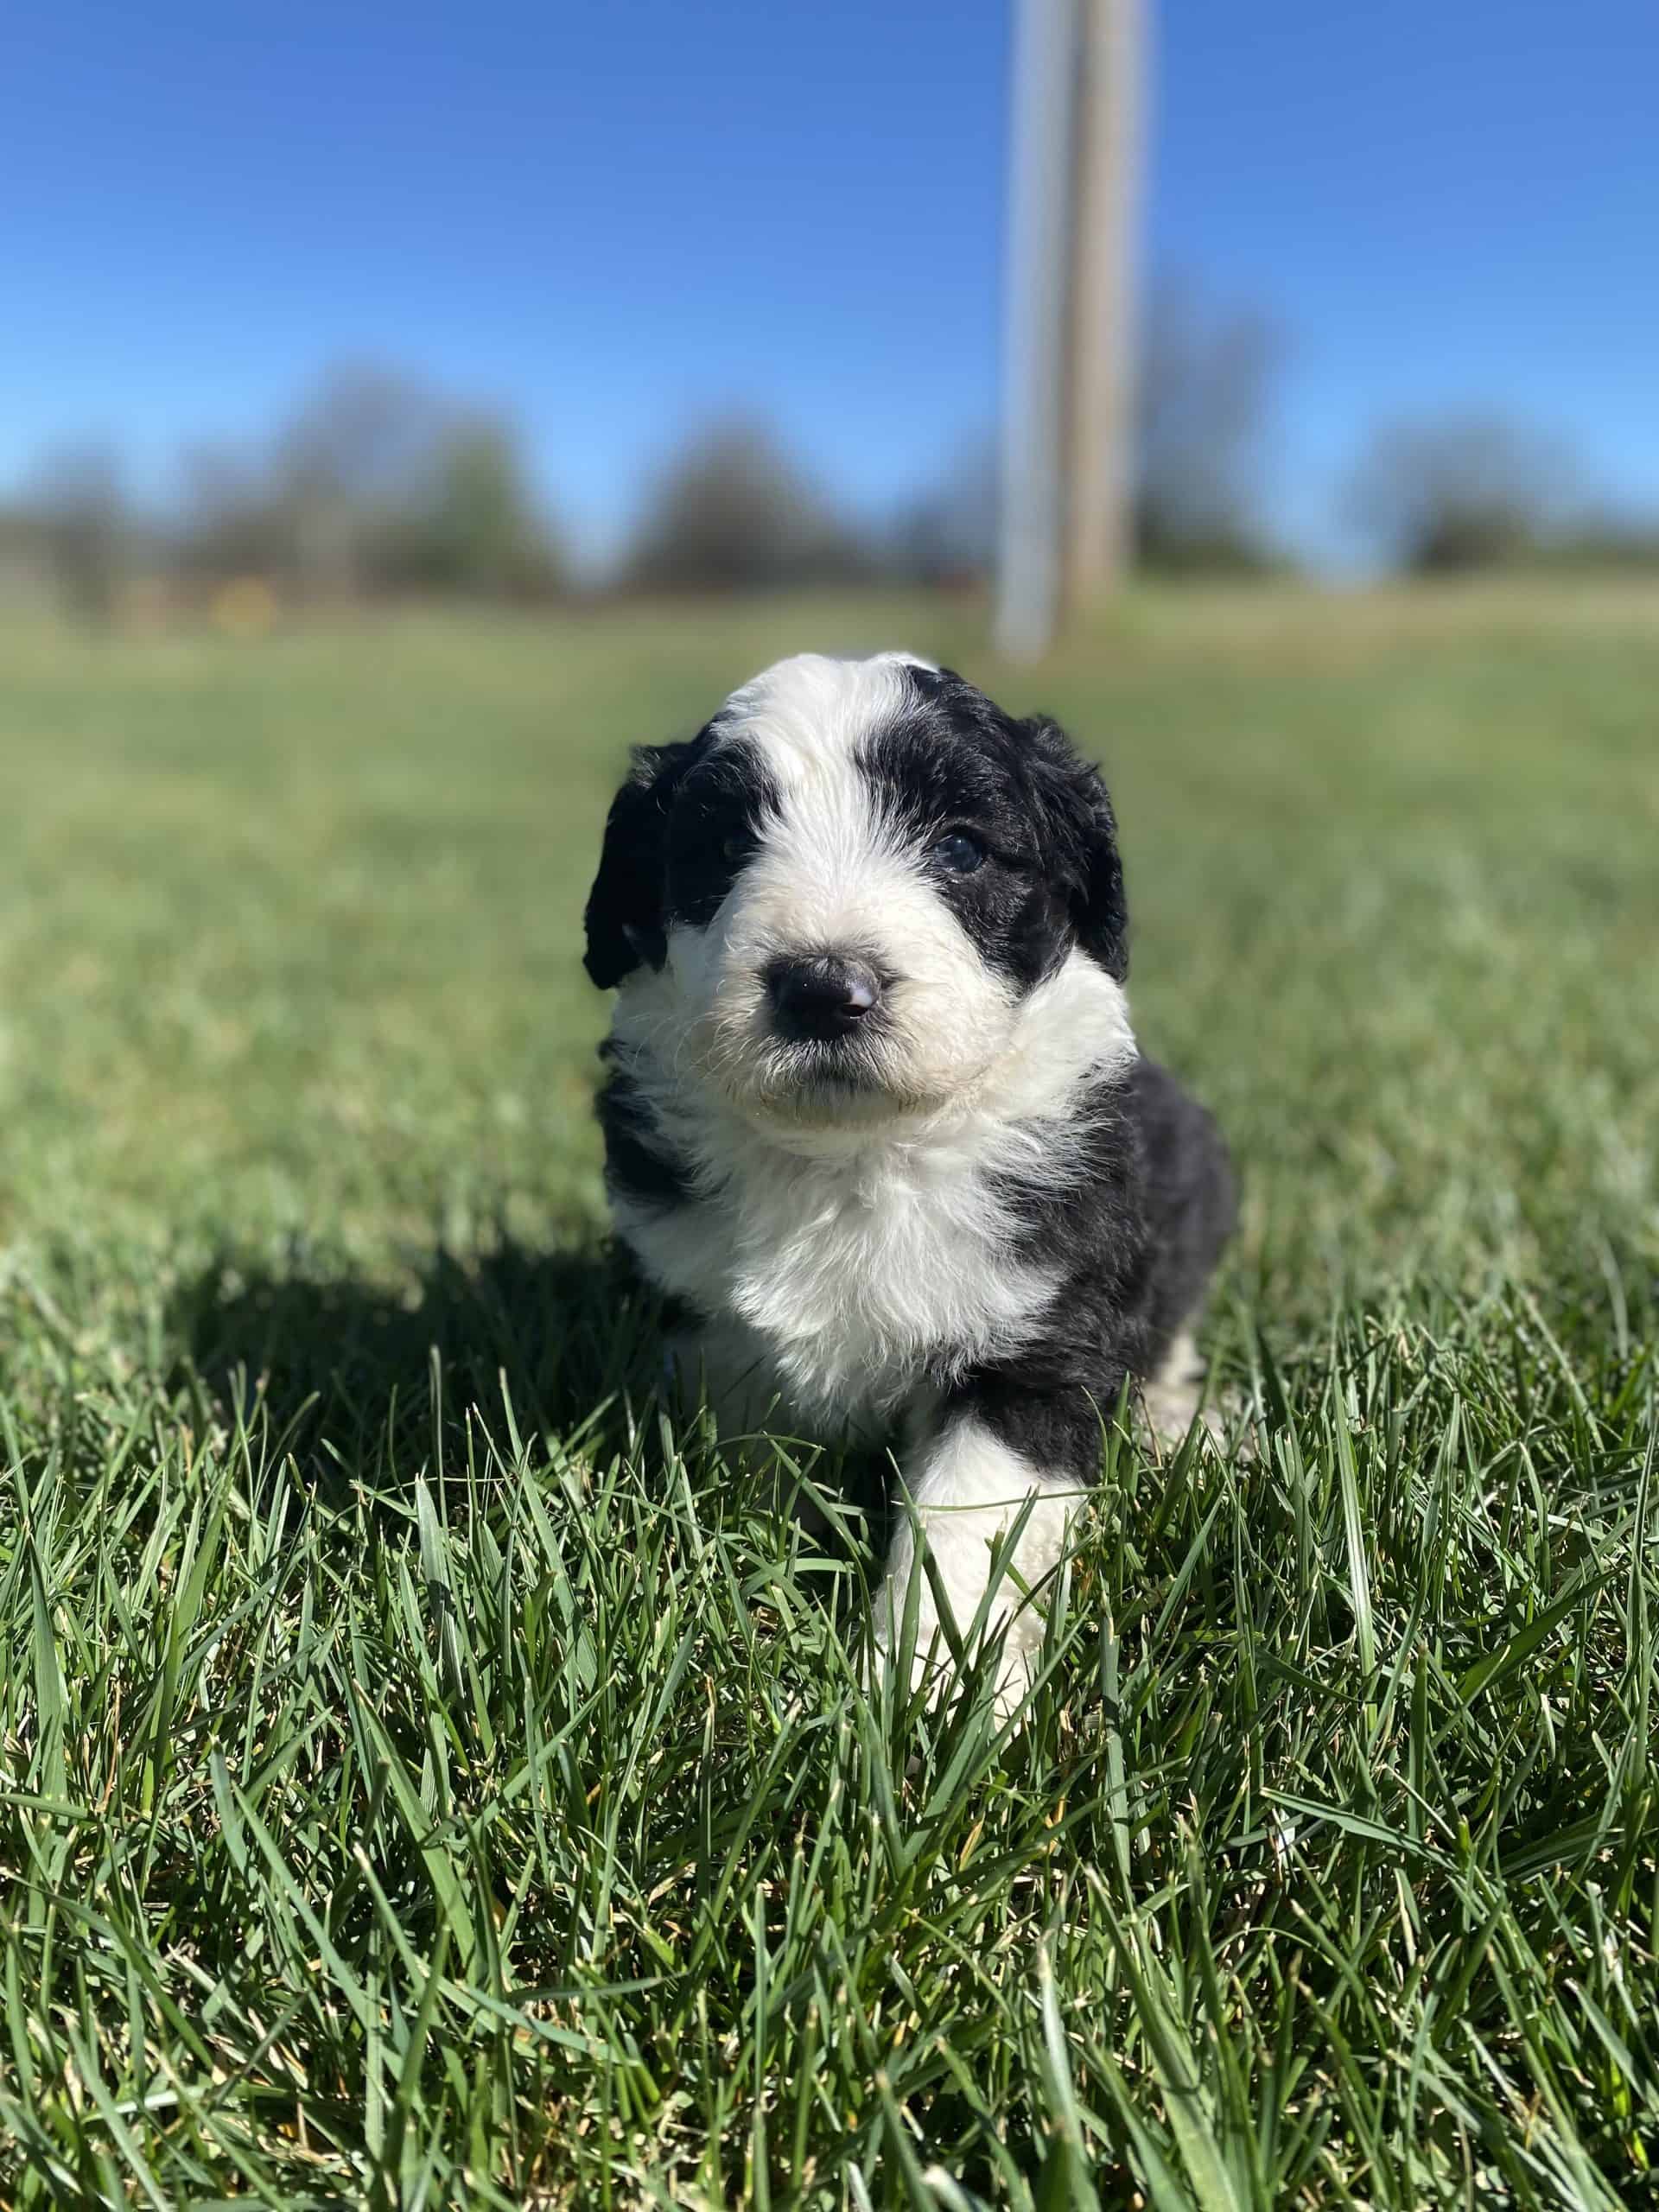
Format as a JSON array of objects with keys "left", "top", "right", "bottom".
[{"left": 1, "top": 582, "right": 1656, "bottom": 2207}]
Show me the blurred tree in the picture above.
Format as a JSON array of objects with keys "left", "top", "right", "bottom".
[
  {"left": 274, "top": 365, "right": 455, "bottom": 597},
  {"left": 175, "top": 444, "right": 295, "bottom": 584},
  {"left": 1134, "top": 279, "right": 1286, "bottom": 574},
  {"left": 378, "top": 419, "right": 566, "bottom": 599},
  {"left": 621, "top": 417, "right": 872, "bottom": 594},
  {"left": 1545, "top": 517, "right": 1659, "bottom": 569},
  {"left": 887, "top": 439, "right": 999, "bottom": 586},
  {"left": 276, "top": 365, "right": 454, "bottom": 512},
  {"left": 1344, "top": 413, "right": 1586, "bottom": 573},
  {"left": 429, "top": 423, "right": 536, "bottom": 593},
  {"left": 170, "top": 366, "right": 566, "bottom": 602},
  {"left": 29, "top": 445, "right": 129, "bottom": 622}
]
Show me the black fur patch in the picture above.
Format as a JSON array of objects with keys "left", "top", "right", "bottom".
[
  {"left": 856, "top": 667, "right": 1129, "bottom": 986},
  {"left": 583, "top": 732, "right": 709, "bottom": 986},
  {"left": 584, "top": 728, "right": 782, "bottom": 985},
  {"left": 663, "top": 739, "right": 780, "bottom": 931},
  {"left": 595, "top": 1047, "right": 696, "bottom": 1211},
  {"left": 945, "top": 1057, "right": 1238, "bottom": 1478}
]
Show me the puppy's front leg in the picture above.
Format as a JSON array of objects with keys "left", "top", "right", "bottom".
[{"left": 878, "top": 1389, "right": 1104, "bottom": 1712}]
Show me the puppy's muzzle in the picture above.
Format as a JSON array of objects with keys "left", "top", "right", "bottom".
[{"left": 765, "top": 952, "right": 885, "bottom": 1044}]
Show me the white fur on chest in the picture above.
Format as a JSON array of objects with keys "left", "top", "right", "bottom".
[
  {"left": 608, "top": 950, "right": 1136, "bottom": 1436},
  {"left": 619, "top": 1131, "right": 1059, "bottom": 1429}
]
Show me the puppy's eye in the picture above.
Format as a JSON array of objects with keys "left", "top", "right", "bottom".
[
  {"left": 721, "top": 832, "right": 752, "bottom": 864},
  {"left": 931, "top": 830, "right": 986, "bottom": 876}
]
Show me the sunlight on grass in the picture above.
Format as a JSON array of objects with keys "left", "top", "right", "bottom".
[{"left": 1, "top": 586, "right": 1656, "bottom": 2204}]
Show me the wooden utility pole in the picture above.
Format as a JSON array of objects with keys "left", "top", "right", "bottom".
[
  {"left": 995, "top": 0, "right": 1145, "bottom": 658},
  {"left": 1065, "top": 0, "right": 1144, "bottom": 605}
]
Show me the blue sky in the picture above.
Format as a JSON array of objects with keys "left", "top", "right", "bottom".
[{"left": 4, "top": 0, "right": 1656, "bottom": 567}]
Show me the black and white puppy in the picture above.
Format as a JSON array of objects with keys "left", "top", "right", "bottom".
[{"left": 584, "top": 652, "right": 1236, "bottom": 1700}]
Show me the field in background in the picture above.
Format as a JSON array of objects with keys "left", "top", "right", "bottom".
[{"left": 1, "top": 583, "right": 1656, "bottom": 2204}]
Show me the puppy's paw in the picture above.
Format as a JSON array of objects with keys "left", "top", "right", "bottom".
[
  {"left": 874, "top": 1552, "right": 1046, "bottom": 1724},
  {"left": 1138, "top": 1329, "right": 1262, "bottom": 1462}
]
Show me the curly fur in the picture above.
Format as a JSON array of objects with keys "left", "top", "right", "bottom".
[{"left": 584, "top": 652, "right": 1236, "bottom": 1705}]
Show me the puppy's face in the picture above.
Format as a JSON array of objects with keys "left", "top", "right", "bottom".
[{"left": 585, "top": 653, "right": 1128, "bottom": 1127}]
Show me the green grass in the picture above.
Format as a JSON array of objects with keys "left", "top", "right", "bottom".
[{"left": 1, "top": 582, "right": 1656, "bottom": 2207}]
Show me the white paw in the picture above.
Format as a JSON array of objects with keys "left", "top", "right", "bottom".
[
  {"left": 874, "top": 1545, "right": 1049, "bottom": 1722},
  {"left": 874, "top": 1417, "right": 1079, "bottom": 1723},
  {"left": 1137, "top": 1329, "right": 1259, "bottom": 1461}
]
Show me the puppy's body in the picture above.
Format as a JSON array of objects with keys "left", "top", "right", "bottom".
[{"left": 585, "top": 652, "right": 1235, "bottom": 1695}]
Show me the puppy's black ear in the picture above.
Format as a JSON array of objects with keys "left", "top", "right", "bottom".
[
  {"left": 583, "top": 741, "right": 697, "bottom": 988},
  {"left": 1020, "top": 715, "right": 1129, "bottom": 981}
]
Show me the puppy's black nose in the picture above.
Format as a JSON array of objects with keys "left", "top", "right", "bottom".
[{"left": 766, "top": 953, "right": 882, "bottom": 1042}]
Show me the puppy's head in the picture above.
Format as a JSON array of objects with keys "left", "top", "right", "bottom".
[{"left": 585, "top": 652, "right": 1128, "bottom": 1127}]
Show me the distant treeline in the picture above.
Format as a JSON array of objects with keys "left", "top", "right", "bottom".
[
  {"left": 3, "top": 282, "right": 1655, "bottom": 623},
  {"left": 0, "top": 370, "right": 569, "bottom": 625}
]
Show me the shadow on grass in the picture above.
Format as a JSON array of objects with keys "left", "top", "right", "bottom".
[
  {"left": 169, "top": 1233, "right": 890, "bottom": 1583},
  {"left": 168, "top": 1236, "right": 664, "bottom": 1484}
]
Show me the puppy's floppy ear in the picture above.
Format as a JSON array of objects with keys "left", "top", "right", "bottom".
[
  {"left": 583, "top": 740, "right": 697, "bottom": 988},
  {"left": 1019, "top": 715, "right": 1130, "bottom": 981}
]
